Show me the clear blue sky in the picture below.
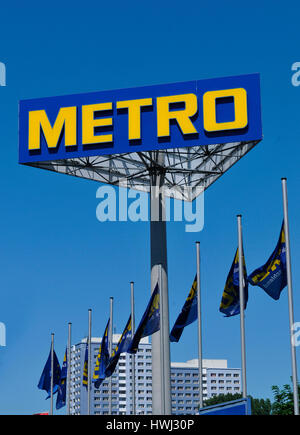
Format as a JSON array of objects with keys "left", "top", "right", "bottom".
[{"left": 0, "top": 0, "right": 299, "bottom": 414}]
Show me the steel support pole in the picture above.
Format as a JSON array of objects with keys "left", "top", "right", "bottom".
[
  {"left": 196, "top": 242, "right": 204, "bottom": 409},
  {"left": 281, "top": 178, "right": 299, "bottom": 415},
  {"left": 237, "top": 215, "right": 247, "bottom": 398},
  {"left": 109, "top": 297, "right": 114, "bottom": 415},
  {"left": 130, "top": 282, "right": 136, "bottom": 415},
  {"left": 87, "top": 309, "right": 92, "bottom": 415},
  {"left": 67, "top": 322, "right": 72, "bottom": 415},
  {"left": 150, "top": 152, "right": 171, "bottom": 415},
  {"left": 50, "top": 333, "right": 54, "bottom": 416},
  {"left": 158, "top": 264, "right": 166, "bottom": 414}
]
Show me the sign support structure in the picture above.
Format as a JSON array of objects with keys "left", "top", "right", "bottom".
[{"left": 150, "top": 152, "right": 171, "bottom": 415}]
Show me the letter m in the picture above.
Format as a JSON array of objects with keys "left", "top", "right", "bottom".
[
  {"left": 0, "top": 62, "right": 6, "bottom": 86},
  {"left": 28, "top": 107, "right": 77, "bottom": 150},
  {"left": 0, "top": 322, "right": 6, "bottom": 347}
]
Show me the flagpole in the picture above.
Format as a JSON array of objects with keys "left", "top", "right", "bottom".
[
  {"left": 88, "top": 309, "right": 92, "bottom": 415},
  {"left": 50, "top": 333, "right": 54, "bottom": 416},
  {"left": 130, "top": 282, "right": 136, "bottom": 415},
  {"left": 281, "top": 178, "right": 299, "bottom": 415},
  {"left": 196, "top": 242, "right": 204, "bottom": 409},
  {"left": 67, "top": 322, "right": 72, "bottom": 416},
  {"left": 109, "top": 297, "right": 114, "bottom": 415},
  {"left": 237, "top": 215, "right": 247, "bottom": 398}
]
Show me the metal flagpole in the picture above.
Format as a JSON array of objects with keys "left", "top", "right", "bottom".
[
  {"left": 150, "top": 152, "right": 171, "bottom": 415},
  {"left": 237, "top": 215, "right": 247, "bottom": 398},
  {"left": 159, "top": 264, "right": 165, "bottom": 414},
  {"left": 130, "top": 282, "right": 136, "bottom": 415},
  {"left": 67, "top": 322, "right": 72, "bottom": 415},
  {"left": 109, "top": 297, "right": 114, "bottom": 415},
  {"left": 50, "top": 333, "right": 54, "bottom": 416},
  {"left": 281, "top": 178, "right": 299, "bottom": 415},
  {"left": 196, "top": 242, "right": 204, "bottom": 409},
  {"left": 87, "top": 309, "right": 92, "bottom": 415}
]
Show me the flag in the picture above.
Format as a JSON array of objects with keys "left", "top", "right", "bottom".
[
  {"left": 105, "top": 316, "right": 132, "bottom": 377},
  {"left": 219, "top": 248, "right": 248, "bottom": 317},
  {"left": 170, "top": 276, "right": 197, "bottom": 342},
  {"left": 82, "top": 342, "right": 88, "bottom": 388},
  {"left": 93, "top": 319, "right": 110, "bottom": 389},
  {"left": 38, "top": 348, "right": 61, "bottom": 398},
  {"left": 128, "top": 283, "right": 160, "bottom": 354},
  {"left": 248, "top": 222, "right": 287, "bottom": 300},
  {"left": 56, "top": 348, "right": 67, "bottom": 410}
]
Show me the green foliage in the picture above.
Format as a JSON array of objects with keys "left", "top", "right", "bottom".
[
  {"left": 251, "top": 397, "right": 272, "bottom": 415},
  {"left": 204, "top": 393, "right": 242, "bottom": 407},
  {"left": 203, "top": 393, "right": 272, "bottom": 415},
  {"left": 271, "top": 383, "right": 300, "bottom": 415},
  {"left": 200, "top": 382, "right": 300, "bottom": 415}
]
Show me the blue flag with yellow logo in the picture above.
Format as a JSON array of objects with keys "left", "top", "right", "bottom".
[
  {"left": 56, "top": 348, "right": 67, "bottom": 409},
  {"left": 38, "top": 347, "right": 61, "bottom": 399},
  {"left": 170, "top": 276, "right": 197, "bottom": 342},
  {"left": 93, "top": 319, "right": 110, "bottom": 389},
  {"left": 248, "top": 223, "right": 287, "bottom": 300},
  {"left": 220, "top": 248, "right": 248, "bottom": 317},
  {"left": 105, "top": 316, "right": 132, "bottom": 377},
  {"left": 128, "top": 284, "right": 160, "bottom": 354},
  {"left": 82, "top": 342, "right": 88, "bottom": 388}
]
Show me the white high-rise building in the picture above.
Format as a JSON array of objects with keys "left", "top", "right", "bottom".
[{"left": 69, "top": 335, "right": 241, "bottom": 415}]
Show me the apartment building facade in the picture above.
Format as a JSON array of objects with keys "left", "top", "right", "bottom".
[{"left": 70, "top": 335, "right": 241, "bottom": 415}]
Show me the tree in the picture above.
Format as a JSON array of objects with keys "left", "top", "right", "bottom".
[
  {"left": 204, "top": 393, "right": 242, "bottom": 407},
  {"left": 203, "top": 393, "right": 272, "bottom": 415},
  {"left": 271, "top": 383, "right": 300, "bottom": 415},
  {"left": 250, "top": 397, "right": 272, "bottom": 415}
]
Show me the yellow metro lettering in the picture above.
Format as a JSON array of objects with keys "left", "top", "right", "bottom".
[
  {"left": 156, "top": 93, "right": 198, "bottom": 137},
  {"left": 203, "top": 88, "right": 248, "bottom": 132},
  {"left": 117, "top": 98, "right": 153, "bottom": 140},
  {"left": 27, "top": 88, "right": 250, "bottom": 152},
  {"left": 82, "top": 102, "right": 113, "bottom": 145},
  {"left": 28, "top": 107, "right": 77, "bottom": 150}
]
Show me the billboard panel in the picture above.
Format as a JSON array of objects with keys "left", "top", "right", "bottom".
[
  {"left": 198, "top": 398, "right": 251, "bottom": 415},
  {"left": 19, "top": 74, "right": 262, "bottom": 164}
]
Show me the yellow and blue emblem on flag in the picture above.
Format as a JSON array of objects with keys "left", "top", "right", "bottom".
[
  {"left": 170, "top": 276, "right": 197, "bottom": 342},
  {"left": 128, "top": 284, "right": 160, "bottom": 354},
  {"left": 248, "top": 222, "right": 287, "bottom": 300},
  {"left": 105, "top": 316, "right": 132, "bottom": 377},
  {"left": 220, "top": 248, "right": 248, "bottom": 317},
  {"left": 93, "top": 319, "right": 110, "bottom": 389}
]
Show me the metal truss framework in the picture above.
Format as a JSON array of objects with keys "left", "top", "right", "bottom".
[{"left": 24, "top": 140, "right": 261, "bottom": 201}]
